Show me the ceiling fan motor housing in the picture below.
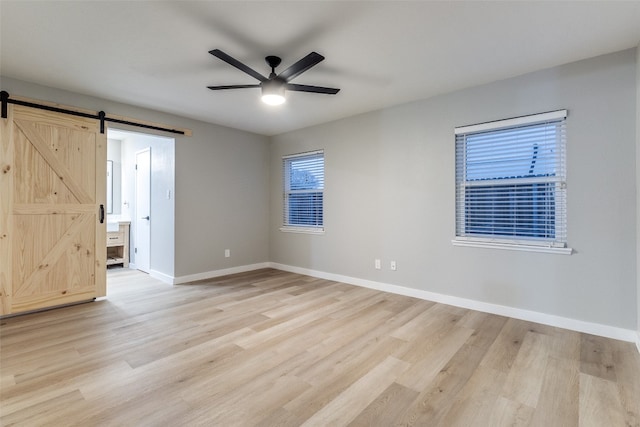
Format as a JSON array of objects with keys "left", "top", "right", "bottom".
[{"left": 262, "top": 78, "right": 285, "bottom": 90}]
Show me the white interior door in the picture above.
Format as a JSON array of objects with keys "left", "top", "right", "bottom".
[{"left": 135, "top": 148, "right": 151, "bottom": 273}]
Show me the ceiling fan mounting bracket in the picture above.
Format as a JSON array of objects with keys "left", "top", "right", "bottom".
[{"left": 265, "top": 55, "right": 282, "bottom": 70}]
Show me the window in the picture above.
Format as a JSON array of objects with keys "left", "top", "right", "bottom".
[
  {"left": 454, "top": 110, "right": 570, "bottom": 253},
  {"left": 282, "top": 150, "right": 324, "bottom": 232}
]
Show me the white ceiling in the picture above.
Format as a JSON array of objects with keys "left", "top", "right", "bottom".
[{"left": 2, "top": 1, "right": 640, "bottom": 136}]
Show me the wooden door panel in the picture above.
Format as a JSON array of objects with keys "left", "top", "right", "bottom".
[
  {"left": 14, "top": 119, "right": 94, "bottom": 204},
  {"left": 11, "top": 214, "right": 96, "bottom": 312},
  {"left": 11, "top": 214, "right": 76, "bottom": 294},
  {"left": 0, "top": 105, "right": 15, "bottom": 315},
  {"left": 11, "top": 104, "right": 100, "bottom": 132},
  {"left": 11, "top": 285, "right": 96, "bottom": 314},
  {"left": 13, "top": 127, "right": 79, "bottom": 204},
  {"left": 0, "top": 103, "right": 106, "bottom": 315},
  {"left": 12, "top": 214, "right": 94, "bottom": 295}
]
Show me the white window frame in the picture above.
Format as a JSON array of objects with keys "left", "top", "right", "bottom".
[
  {"left": 452, "top": 110, "right": 572, "bottom": 254},
  {"left": 280, "top": 150, "right": 325, "bottom": 234}
]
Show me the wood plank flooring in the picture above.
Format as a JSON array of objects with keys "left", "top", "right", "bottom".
[{"left": 1, "top": 268, "right": 639, "bottom": 426}]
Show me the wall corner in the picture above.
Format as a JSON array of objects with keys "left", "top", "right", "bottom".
[{"left": 636, "top": 44, "right": 640, "bottom": 347}]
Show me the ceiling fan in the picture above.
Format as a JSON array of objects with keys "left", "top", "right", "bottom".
[{"left": 207, "top": 49, "right": 340, "bottom": 105}]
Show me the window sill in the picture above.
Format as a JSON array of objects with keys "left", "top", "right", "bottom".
[
  {"left": 280, "top": 226, "right": 325, "bottom": 235},
  {"left": 452, "top": 239, "right": 572, "bottom": 255}
]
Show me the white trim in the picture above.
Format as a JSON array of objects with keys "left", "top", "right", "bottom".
[
  {"left": 455, "top": 109, "right": 567, "bottom": 134},
  {"left": 282, "top": 149, "right": 324, "bottom": 159},
  {"left": 636, "top": 331, "right": 640, "bottom": 354},
  {"left": 268, "top": 262, "right": 636, "bottom": 343},
  {"left": 280, "top": 226, "right": 325, "bottom": 235},
  {"left": 452, "top": 239, "right": 573, "bottom": 255},
  {"left": 149, "top": 269, "right": 174, "bottom": 285},
  {"left": 173, "top": 262, "right": 270, "bottom": 285}
]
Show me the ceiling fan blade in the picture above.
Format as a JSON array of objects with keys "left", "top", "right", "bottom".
[
  {"left": 207, "top": 84, "right": 261, "bottom": 90},
  {"left": 285, "top": 83, "right": 340, "bottom": 95},
  {"left": 278, "top": 52, "right": 325, "bottom": 82},
  {"left": 209, "top": 49, "right": 267, "bottom": 82}
]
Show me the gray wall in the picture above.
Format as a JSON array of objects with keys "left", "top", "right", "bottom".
[
  {"left": 270, "top": 49, "right": 638, "bottom": 330},
  {"left": 1, "top": 77, "right": 270, "bottom": 279},
  {"left": 174, "top": 120, "right": 269, "bottom": 277}
]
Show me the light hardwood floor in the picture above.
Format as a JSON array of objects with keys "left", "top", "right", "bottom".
[{"left": 1, "top": 268, "right": 639, "bottom": 426}]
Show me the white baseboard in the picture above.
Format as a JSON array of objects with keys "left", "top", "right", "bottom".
[
  {"left": 149, "top": 269, "right": 174, "bottom": 285},
  {"left": 172, "top": 262, "right": 271, "bottom": 285},
  {"left": 268, "top": 262, "right": 638, "bottom": 344},
  {"left": 636, "top": 331, "right": 640, "bottom": 354}
]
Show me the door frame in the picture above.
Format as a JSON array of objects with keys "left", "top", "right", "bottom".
[{"left": 105, "top": 128, "right": 176, "bottom": 285}]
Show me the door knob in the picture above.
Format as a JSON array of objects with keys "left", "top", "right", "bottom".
[{"left": 142, "top": 216, "right": 150, "bottom": 220}]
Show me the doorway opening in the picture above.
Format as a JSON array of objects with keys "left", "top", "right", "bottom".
[{"left": 106, "top": 129, "right": 175, "bottom": 289}]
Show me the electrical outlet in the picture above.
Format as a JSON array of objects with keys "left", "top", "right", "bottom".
[
  {"left": 390, "top": 261, "right": 397, "bottom": 271},
  {"left": 375, "top": 259, "right": 381, "bottom": 270},
  {"left": 225, "top": 249, "right": 230, "bottom": 258}
]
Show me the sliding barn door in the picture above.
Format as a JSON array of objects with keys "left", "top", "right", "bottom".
[{"left": 0, "top": 103, "right": 106, "bottom": 315}]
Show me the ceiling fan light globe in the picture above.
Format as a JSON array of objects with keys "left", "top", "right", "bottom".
[
  {"left": 262, "top": 93, "right": 286, "bottom": 105},
  {"left": 261, "top": 81, "right": 286, "bottom": 105}
]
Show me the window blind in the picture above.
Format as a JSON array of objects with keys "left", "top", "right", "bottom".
[
  {"left": 455, "top": 110, "right": 567, "bottom": 246},
  {"left": 283, "top": 151, "right": 324, "bottom": 229}
]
